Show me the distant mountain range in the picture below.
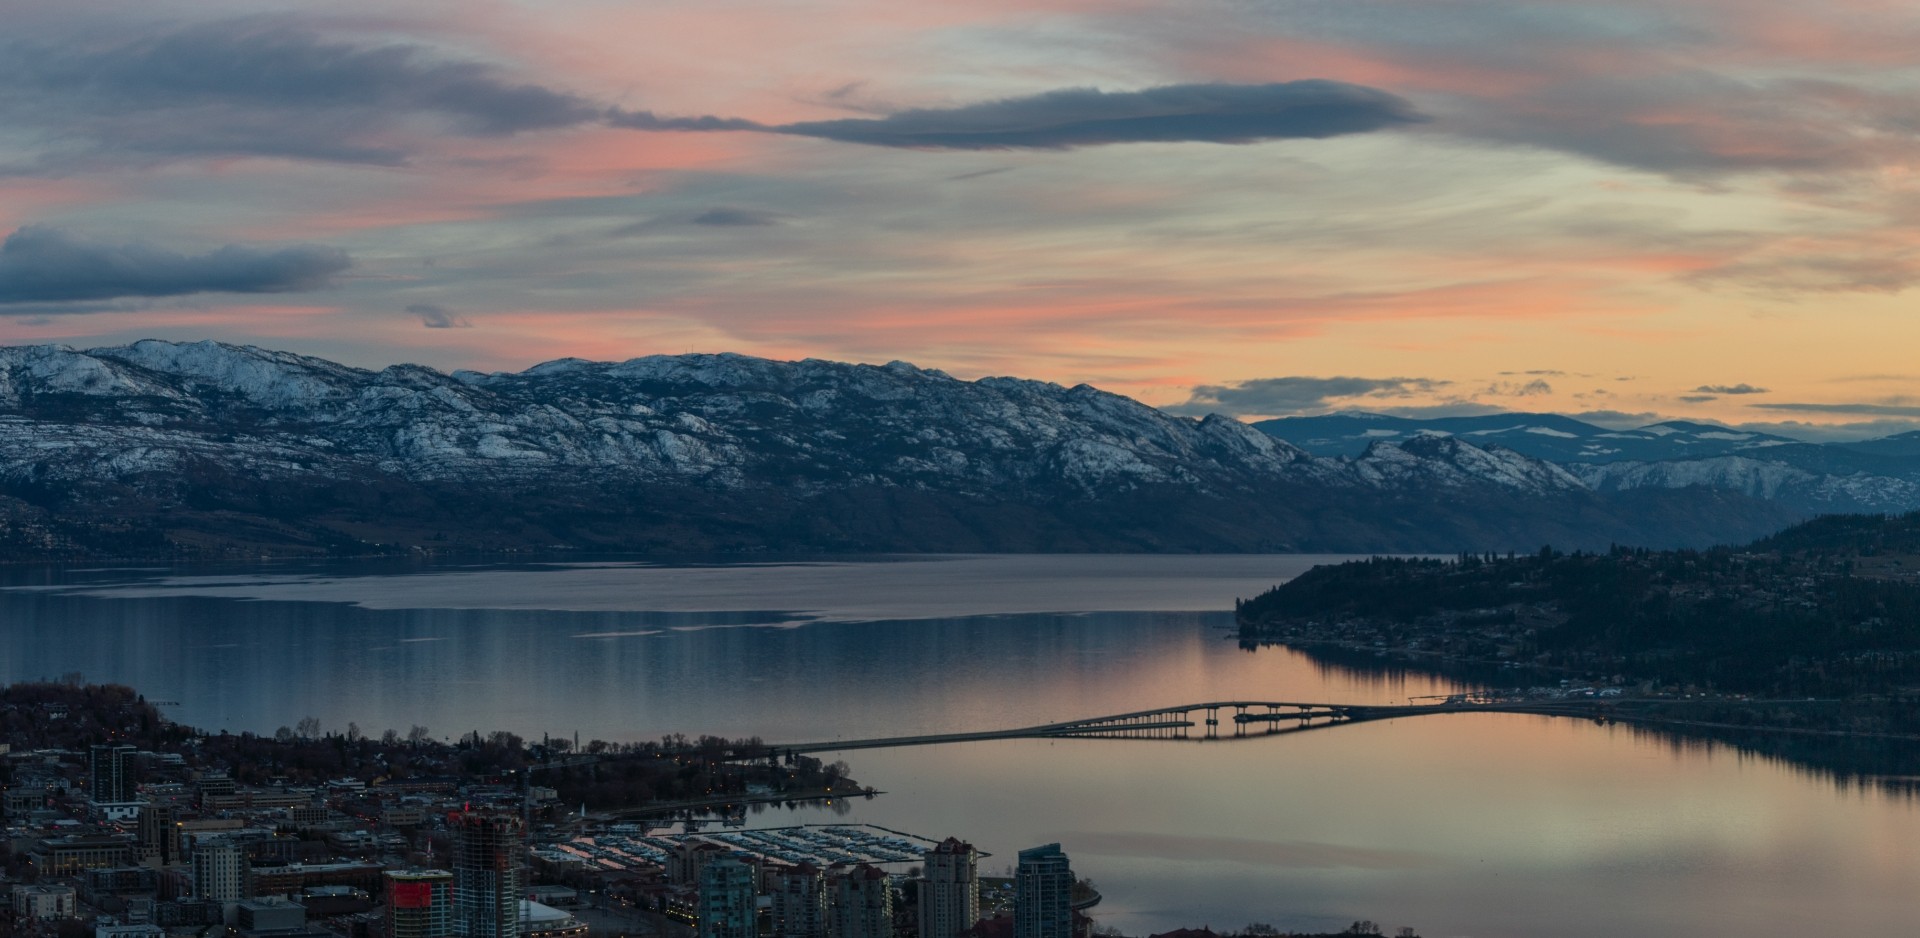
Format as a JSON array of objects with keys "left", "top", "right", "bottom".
[
  {"left": 0, "top": 340, "right": 1880, "bottom": 560},
  {"left": 1253, "top": 412, "right": 1805, "bottom": 462},
  {"left": 1257, "top": 412, "right": 1920, "bottom": 516}
]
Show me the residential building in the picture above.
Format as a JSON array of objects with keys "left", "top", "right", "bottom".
[
  {"left": 828, "top": 865, "right": 893, "bottom": 938},
  {"left": 696, "top": 857, "right": 755, "bottom": 938},
  {"left": 1012, "top": 845, "right": 1072, "bottom": 938},
  {"left": 667, "top": 840, "right": 730, "bottom": 887},
  {"left": 192, "top": 840, "right": 249, "bottom": 903},
  {"left": 91, "top": 745, "right": 137, "bottom": 804},
  {"left": 138, "top": 802, "right": 184, "bottom": 867},
  {"left": 918, "top": 838, "right": 978, "bottom": 938},
  {"left": 12, "top": 884, "right": 78, "bottom": 920},
  {"left": 767, "top": 864, "right": 826, "bottom": 938},
  {"left": 387, "top": 870, "right": 453, "bottom": 938}
]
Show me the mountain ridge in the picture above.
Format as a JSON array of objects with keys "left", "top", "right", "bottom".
[{"left": 0, "top": 340, "right": 1829, "bottom": 559}]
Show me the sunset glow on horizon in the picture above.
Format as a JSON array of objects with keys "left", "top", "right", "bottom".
[{"left": 4, "top": 0, "right": 1920, "bottom": 439}]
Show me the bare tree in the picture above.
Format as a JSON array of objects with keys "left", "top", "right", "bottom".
[{"left": 295, "top": 716, "right": 321, "bottom": 739}]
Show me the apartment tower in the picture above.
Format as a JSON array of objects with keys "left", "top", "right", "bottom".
[{"left": 917, "top": 838, "right": 978, "bottom": 938}]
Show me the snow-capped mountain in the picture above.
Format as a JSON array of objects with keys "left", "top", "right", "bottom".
[
  {"left": 1347, "top": 432, "right": 1586, "bottom": 494},
  {"left": 0, "top": 341, "right": 1813, "bottom": 558},
  {"left": 1257, "top": 409, "right": 1920, "bottom": 516},
  {"left": 1574, "top": 457, "right": 1920, "bottom": 514},
  {"left": 0, "top": 340, "right": 1334, "bottom": 493},
  {"left": 0, "top": 340, "right": 1613, "bottom": 496},
  {"left": 1254, "top": 412, "right": 1804, "bottom": 462}
]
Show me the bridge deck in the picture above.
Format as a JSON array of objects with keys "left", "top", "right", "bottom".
[{"left": 758, "top": 698, "right": 1625, "bottom": 755}]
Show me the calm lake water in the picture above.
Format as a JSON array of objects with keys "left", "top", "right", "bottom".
[{"left": 3, "top": 555, "right": 1917, "bottom": 937}]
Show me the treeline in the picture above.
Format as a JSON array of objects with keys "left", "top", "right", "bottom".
[
  {"left": 0, "top": 680, "right": 850, "bottom": 810},
  {"left": 541, "top": 751, "right": 851, "bottom": 809}
]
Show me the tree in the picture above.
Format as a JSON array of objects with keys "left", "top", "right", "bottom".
[
  {"left": 382, "top": 729, "right": 400, "bottom": 746},
  {"left": 296, "top": 716, "right": 321, "bottom": 739},
  {"left": 275, "top": 726, "right": 295, "bottom": 743},
  {"left": 408, "top": 725, "right": 432, "bottom": 745},
  {"left": 346, "top": 722, "right": 363, "bottom": 742}
]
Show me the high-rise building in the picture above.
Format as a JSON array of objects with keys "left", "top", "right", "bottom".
[
  {"left": 1013, "top": 844, "right": 1073, "bottom": 938},
  {"left": 696, "top": 857, "right": 756, "bottom": 938},
  {"left": 768, "top": 864, "right": 826, "bottom": 938},
  {"left": 667, "top": 840, "right": 731, "bottom": 887},
  {"left": 451, "top": 812, "right": 524, "bottom": 938},
  {"left": 917, "top": 838, "right": 978, "bottom": 938},
  {"left": 191, "top": 840, "right": 249, "bottom": 903},
  {"left": 828, "top": 865, "right": 893, "bottom": 938},
  {"left": 387, "top": 870, "right": 454, "bottom": 938},
  {"left": 90, "top": 745, "right": 137, "bottom": 804},
  {"left": 137, "top": 803, "right": 182, "bottom": 867}
]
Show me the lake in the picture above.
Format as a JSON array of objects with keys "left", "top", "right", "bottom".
[{"left": 3, "top": 554, "right": 1916, "bottom": 937}]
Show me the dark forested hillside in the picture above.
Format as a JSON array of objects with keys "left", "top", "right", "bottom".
[{"left": 1237, "top": 512, "right": 1920, "bottom": 700}]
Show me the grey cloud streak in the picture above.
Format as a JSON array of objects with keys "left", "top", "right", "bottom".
[
  {"left": 1168, "top": 375, "right": 1451, "bottom": 417},
  {"left": 770, "top": 81, "right": 1426, "bottom": 149},
  {"left": 0, "top": 227, "right": 351, "bottom": 306},
  {"left": 0, "top": 21, "right": 1424, "bottom": 169},
  {"left": 1750, "top": 401, "right": 1920, "bottom": 417},
  {"left": 2, "top": 23, "right": 609, "bottom": 168},
  {"left": 690, "top": 207, "right": 786, "bottom": 227}
]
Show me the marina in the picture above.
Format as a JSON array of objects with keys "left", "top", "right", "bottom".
[{"left": 553, "top": 823, "right": 972, "bottom": 872}]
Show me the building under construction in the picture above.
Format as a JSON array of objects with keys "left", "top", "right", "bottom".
[{"left": 451, "top": 812, "right": 524, "bottom": 938}]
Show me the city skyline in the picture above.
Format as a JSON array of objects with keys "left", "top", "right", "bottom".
[{"left": 3, "top": 1, "right": 1918, "bottom": 440}]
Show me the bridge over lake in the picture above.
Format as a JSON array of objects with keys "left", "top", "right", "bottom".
[{"left": 764, "top": 697, "right": 1626, "bottom": 755}]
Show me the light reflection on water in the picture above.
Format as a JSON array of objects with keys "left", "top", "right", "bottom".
[{"left": 3, "top": 555, "right": 1918, "bottom": 938}]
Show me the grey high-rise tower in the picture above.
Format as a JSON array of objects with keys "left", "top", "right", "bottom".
[
  {"left": 1013, "top": 843, "right": 1073, "bottom": 938},
  {"left": 451, "top": 812, "right": 524, "bottom": 938},
  {"left": 90, "top": 745, "right": 136, "bottom": 804}
]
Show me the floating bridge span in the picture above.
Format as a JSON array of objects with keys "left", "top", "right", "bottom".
[{"left": 764, "top": 698, "right": 1613, "bottom": 755}]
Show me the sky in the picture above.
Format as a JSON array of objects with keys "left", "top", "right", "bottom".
[{"left": 2, "top": 0, "right": 1918, "bottom": 440}]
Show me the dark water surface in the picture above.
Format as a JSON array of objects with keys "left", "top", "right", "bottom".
[{"left": 3, "top": 555, "right": 1916, "bottom": 937}]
